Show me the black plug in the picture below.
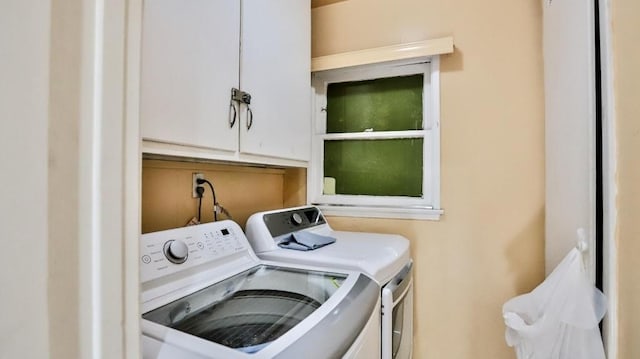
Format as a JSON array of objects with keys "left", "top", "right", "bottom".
[{"left": 195, "top": 186, "right": 205, "bottom": 198}]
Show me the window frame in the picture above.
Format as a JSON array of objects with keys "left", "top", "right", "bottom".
[{"left": 308, "top": 57, "right": 443, "bottom": 220}]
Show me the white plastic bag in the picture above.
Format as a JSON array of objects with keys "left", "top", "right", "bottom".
[{"left": 503, "top": 248, "right": 607, "bottom": 359}]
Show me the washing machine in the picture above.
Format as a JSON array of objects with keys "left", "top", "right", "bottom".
[
  {"left": 246, "top": 206, "right": 414, "bottom": 359},
  {"left": 140, "top": 219, "right": 381, "bottom": 359}
]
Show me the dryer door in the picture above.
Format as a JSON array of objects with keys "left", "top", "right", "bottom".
[{"left": 381, "top": 261, "right": 414, "bottom": 359}]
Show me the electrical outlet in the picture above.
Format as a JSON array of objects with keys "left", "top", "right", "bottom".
[{"left": 192, "top": 173, "right": 205, "bottom": 198}]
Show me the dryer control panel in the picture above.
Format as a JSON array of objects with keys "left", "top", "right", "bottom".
[
  {"left": 262, "top": 206, "right": 327, "bottom": 237},
  {"left": 140, "top": 220, "right": 251, "bottom": 283}
]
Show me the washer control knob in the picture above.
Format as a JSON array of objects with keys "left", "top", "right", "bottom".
[
  {"left": 164, "top": 240, "right": 189, "bottom": 264},
  {"left": 291, "top": 213, "right": 303, "bottom": 225}
]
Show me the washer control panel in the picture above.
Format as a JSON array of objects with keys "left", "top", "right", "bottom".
[{"left": 140, "top": 220, "right": 250, "bottom": 283}]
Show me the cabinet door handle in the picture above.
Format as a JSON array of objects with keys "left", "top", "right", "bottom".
[
  {"left": 246, "top": 106, "right": 253, "bottom": 130},
  {"left": 229, "top": 101, "right": 237, "bottom": 128}
]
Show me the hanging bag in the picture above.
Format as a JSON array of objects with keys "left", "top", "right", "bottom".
[{"left": 502, "top": 241, "right": 607, "bottom": 359}]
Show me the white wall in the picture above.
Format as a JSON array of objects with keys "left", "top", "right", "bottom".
[
  {"left": 0, "top": 1, "right": 52, "bottom": 358},
  {"left": 543, "top": 0, "right": 597, "bottom": 277}
]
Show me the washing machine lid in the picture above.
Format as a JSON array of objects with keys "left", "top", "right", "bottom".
[{"left": 142, "top": 264, "right": 379, "bottom": 359}]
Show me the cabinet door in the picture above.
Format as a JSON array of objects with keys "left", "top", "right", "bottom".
[
  {"left": 141, "top": 0, "right": 240, "bottom": 153},
  {"left": 240, "top": 0, "right": 311, "bottom": 161}
]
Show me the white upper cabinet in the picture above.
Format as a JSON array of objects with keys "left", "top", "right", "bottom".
[
  {"left": 240, "top": 0, "right": 311, "bottom": 161},
  {"left": 141, "top": 0, "right": 240, "bottom": 153},
  {"left": 140, "top": 0, "right": 310, "bottom": 166}
]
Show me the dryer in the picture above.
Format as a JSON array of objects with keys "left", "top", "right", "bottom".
[
  {"left": 140, "top": 220, "right": 381, "bottom": 359},
  {"left": 246, "top": 206, "right": 414, "bottom": 359}
]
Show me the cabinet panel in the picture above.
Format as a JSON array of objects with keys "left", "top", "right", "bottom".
[
  {"left": 141, "top": 0, "right": 240, "bottom": 152},
  {"left": 240, "top": 0, "right": 311, "bottom": 161}
]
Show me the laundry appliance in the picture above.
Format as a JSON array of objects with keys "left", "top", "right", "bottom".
[
  {"left": 140, "top": 219, "right": 381, "bottom": 359},
  {"left": 246, "top": 206, "right": 413, "bottom": 359}
]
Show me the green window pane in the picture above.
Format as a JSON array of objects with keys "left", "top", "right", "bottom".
[
  {"left": 324, "top": 139, "right": 423, "bottom": 197},
  {"left": 326, "top": 75, "right": 424, "bottom": 133}
]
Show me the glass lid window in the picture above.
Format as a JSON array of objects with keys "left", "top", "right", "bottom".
[{"left": 142, "top": 265, "right": 347, "bottom": 354}]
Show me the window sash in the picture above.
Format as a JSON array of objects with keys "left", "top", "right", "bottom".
[
  {"left": 317, "top": 131, "right": 434, "bottom": 205},
  {"left": 309, "top": 57, "right": 441, "bottom": 217},
  {"left": 322, "top": 130, "right": 425, "bottom": 141},
  {"left": 326, "top": 74, "right": 424, "bottom": 133}
]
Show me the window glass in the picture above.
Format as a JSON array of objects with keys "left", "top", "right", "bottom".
[
  {"left": 326, "top": 75, "right": 423, "bottom": 133},
  {"left": 324, "top": 138, "right": 423, "bottom": 197}
]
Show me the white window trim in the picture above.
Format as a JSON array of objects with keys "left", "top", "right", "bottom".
[{"left": 309, "top": 57, "right": 442, "bottom": 220}]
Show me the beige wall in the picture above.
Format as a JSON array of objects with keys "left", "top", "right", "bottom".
[
  {"left": 142, "top": 160, "right": 302, "bottom": 233},
  {"left": 140, "top": 1, "right": 545, "bottom": 357},
  {"left": 612, "top": 0, "right": 640, "bottom": 357},
  {"left": 313, "top": 1, "right": 545, "bottom": 358}
]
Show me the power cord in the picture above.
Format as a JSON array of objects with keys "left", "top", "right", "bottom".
[
  {"left": 196, "top": 178, "right": 218, "bottom": 221},
  {"left": 195, "top": 186, "right": 205, "bottom": 223}
]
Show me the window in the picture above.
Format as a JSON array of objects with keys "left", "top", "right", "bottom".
[{"left": 309, "top": 58, "right": 442, "bottom": 220}]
